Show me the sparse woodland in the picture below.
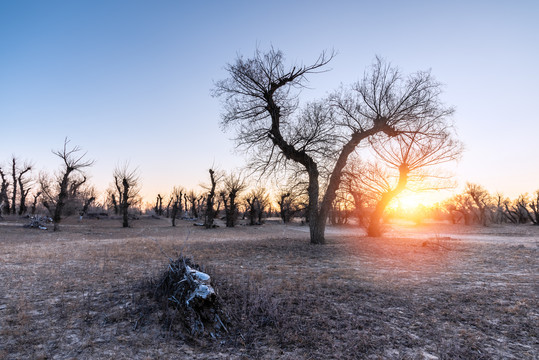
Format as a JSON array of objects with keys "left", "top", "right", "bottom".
[
  {"left": 0, "top": 51, "right": 537, "bottom": 233},
  {"left": 1, "top": 49, "right": 538, "bottom": 360}
]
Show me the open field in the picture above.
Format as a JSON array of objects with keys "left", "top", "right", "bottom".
[{"left": 0, "top": 217, "right": 537, "bottom": 359}]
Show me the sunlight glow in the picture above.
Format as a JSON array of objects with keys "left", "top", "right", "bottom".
[{"left": 388, "top": 190, "right": 448, "bottom": 212}]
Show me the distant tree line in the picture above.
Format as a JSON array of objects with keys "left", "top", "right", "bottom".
[
  {"left": 2, "top": 139, "right": 536, "bottom": 234},
  {"left": 440, "top": 183, "right": 539, "bottom": 226}
]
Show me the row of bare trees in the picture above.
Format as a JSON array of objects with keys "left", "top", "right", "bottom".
[
  {"left": 153, "top": 170, "right": 278, "bottom": 228},
  {"left": 1, "top": 139, "right": 142, "bottom": 231},
  {"left": 441, "top": 183, "right": 539, "bottom": 226},
  {"left": 0, "top": 157, "right": 33, "bottom": 216}
]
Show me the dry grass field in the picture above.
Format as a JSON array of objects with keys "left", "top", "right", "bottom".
[{"left": 0, "top": 217, "right": 537, "bottom": 359}]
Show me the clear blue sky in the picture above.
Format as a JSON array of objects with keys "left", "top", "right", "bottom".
[{"left": 1, "top": 0, "right": 538, "bottom": 204}]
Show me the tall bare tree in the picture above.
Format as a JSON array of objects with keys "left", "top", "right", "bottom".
[
  {"left": 155, "top": 194, "right": 163, "bottom": 216},
  {"left": 185, "top": 190, "right": 199, "bottom": 219},
  {"left": 220, "top": 172, "right": 246, "bottom": 227},
  {"left": 170, "top": 186, "right": 184, "bottom": 226},
  {"left": 465, "top": 183, "right": 492, "bottom": 226},
  {"left": 30, "top": 191, "right": 42, "bottom": 215},
  {"left": 203, "top": 168, "right": 221, "bottom": 228},
  {"left": 112, "top": 163, "right": 140, "bottom": 228},
  {"left": 352, "top": 120, "right": 462, "bottom": 236},
  {"left": 276, "top": 190, "right": 303, "bottom": 224},
  {"left": 0, "top": 167, "right": 10, "bottom": 215},
  {"left": 11, "top": 157, "right": 17, "bottom": 215},
  {"left": 528, "top": 190, "right": 539, "bottom": 225},
  {"left": 5, "top": 157, "right": 33, "bottom": 215},
  {"left": 244, "top": 187, "right": 269, "bottom": 225},
  {"left": 214, "top": 49, "right": 454, "bottom": 243},
  {"left": 40, "top": 139, "right": 94, "bottom": 231},
  {"left": 17, "top": 161, "right": 33, "bottom": 215}
]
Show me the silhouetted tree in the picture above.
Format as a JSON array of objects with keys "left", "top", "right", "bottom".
[
  {"left": 340, "top": 160, "right": 372, "bottom": 227},
  {"left": 107, "top": 190, "right": 120, "bottom": 215},
  {"left": 359, "top": 120, "right": 461, "bottom": 236},
  {"left": 220, "top": 172, "right": 246, "bottom": 227},
  {"left": 244, "top": 188, "right": 269, "bottom": 225},
  {"left": 529, "top": 190, "right": 539, "bottom": 225},
  {"left": 112, "top": 163, "right": 140, "bottom": 228},
  {"left": 155, "top": 194, "right": 163, "bottom": 216},
  {"left": 215, "top": 49, "right": 454, "bottom": 244},
  {"left": 203, "top": 168, "right": 221, "bottom": 228},
  {"left": 170, "top": 187, "right": 183, "bottom": 226},
  {"left": 465, "top": 183, "right": 492, "bottom": 226},
  {"left": 40, "top": 138, "right": 94, "bottom": 231},
  {"left": 17, "top": 172, "right": 32, "bottom": 215},
  {"left": 276, "top": 190, "right": 303, "bottom": 223},
  {"left": 4, "top": 157, "right": 33, "bottom": 215},
  {"left": 30, "top": 191, "right": 42, "bottom": 215},
  {"left": 0, "top": 167, "right": 10, "bottom": 215}
]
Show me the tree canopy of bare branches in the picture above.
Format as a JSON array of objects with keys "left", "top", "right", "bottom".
[
  {"left": 348, "top": 119, "right": 462, "bottom": 236},
  {"left": 41, "top": 138, "right": 94, "bottom": 231},
  {"left": 220, "top": 172, "right": 247, "bottom": 227},
  {"left": 214, "top": 49, "right": 455, "bottom": 244},
  {"left": 112, "top": 162, "right": 140, "bottom": 228}
]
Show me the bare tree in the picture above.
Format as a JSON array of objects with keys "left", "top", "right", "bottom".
[
  {"left": 444, "top": 192, "right": 475, "bottom": 225},
  {"left": 203, "top": 168, "right": 221, "bottom": 228},
  {"left": 170, "top": 186, "right": 184, "bottom": 226},
  {"left": 30, "top": 191, "right": 42, "bottom": 215},
  {"left": 214, "top": 49, "right": 454, "bottom": 243},
  {"left": 353, "top": 120, "right": 462, "bottom": 236},
  {"left": 528, "top": 190, "right": 539, "bottom": 225},
  {"left": 40, "top": 138, "right": 94, "bottom": 231},
  {"left": 112, "top": 163, "right": 140, "bottom": 228},
  {"left": 464, "top": 183, "right": 492, "bottom": 226},
  {"left": 185, "top": 190, "right": 199, "bottom": 219},
  {"left": 276, "top": 189, "right": 304, "bottom": 224},
  {"left": 106, "top": 189, "right": 120, "bottom": 215},
  {"left": 220, "top": 172, "right": 246, "bottom": 227},
  {"left": 0, "top": 167, "right": 10, "bottom": 215},
  {"left": 11, "top": 157, "right": 17, "bottom": 214},
  {"left": 17, "top": 166, "right": 33, "bottom": 215},
  {"left": 244, "top": 187, "right": 269, "bottom": 225},
  {"left": 4, "top": 157, "right": 33, "bottom": 215},
  {"left": 340, "top": 160, "right": 373, "bottom": 227},
  {"left": 155, "top": 194, "right": 163, "bottom": 216},
  {"left": 79, "top": 186, "right": 97, "bottom": 218}
]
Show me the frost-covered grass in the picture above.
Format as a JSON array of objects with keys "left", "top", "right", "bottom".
[{"left": 0, "top": 217, "right": 537, "bottom": 359}]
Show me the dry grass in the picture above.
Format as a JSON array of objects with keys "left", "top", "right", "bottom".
[{"left": 0, "top": 217, "right": 537, "bottom": 359}]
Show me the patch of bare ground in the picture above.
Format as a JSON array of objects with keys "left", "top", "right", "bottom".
[{"left": 0, "top": 217, "right": 537, "bottom": 359}]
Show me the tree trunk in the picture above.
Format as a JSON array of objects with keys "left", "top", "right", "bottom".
[
  {"left": 171, "top": 202, "right": 178, "bottom": 226},
  {"left": 307, "top": 167, "right": 324, "bottom": 244},
  {"left": 122, "top": 178, "right": 129, "bottom": 228},
  {"left": 52, "top": 169, "right": 73, "bottom": 231},
  {"left": 367, "top": 165, "right": 409, "bottom": 237},
  {"left": 204, "top": 169, "right": 217, "bottom": 228},
  {"left": 315, "top": 128, "right": 386, "bottom": 243},
  {"left": 367, "top": 195, "right": 392, "bottom": 237},
  {"left": 11, "top": 159, "right": 17, "bottom": 214}
]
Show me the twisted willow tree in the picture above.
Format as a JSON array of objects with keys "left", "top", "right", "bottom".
[{"left": 214, "top": 49, "right": 454, "bottom": 244}]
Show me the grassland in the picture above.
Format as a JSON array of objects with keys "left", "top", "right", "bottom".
[{"left": 0, "top": 217, "right": 537, "bottom": 359}]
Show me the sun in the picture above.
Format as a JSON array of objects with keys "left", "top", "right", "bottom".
[{"left": 388, "top": 191, "right": 447, "bottom": 212}]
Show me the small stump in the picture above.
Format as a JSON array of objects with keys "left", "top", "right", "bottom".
[{"left": 155, "top": 256, "right": 229, "bottom": 338}]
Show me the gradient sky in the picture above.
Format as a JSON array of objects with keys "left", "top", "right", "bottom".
[{"left": 1, "top": 1, "right": 538, "bottom": 205}]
